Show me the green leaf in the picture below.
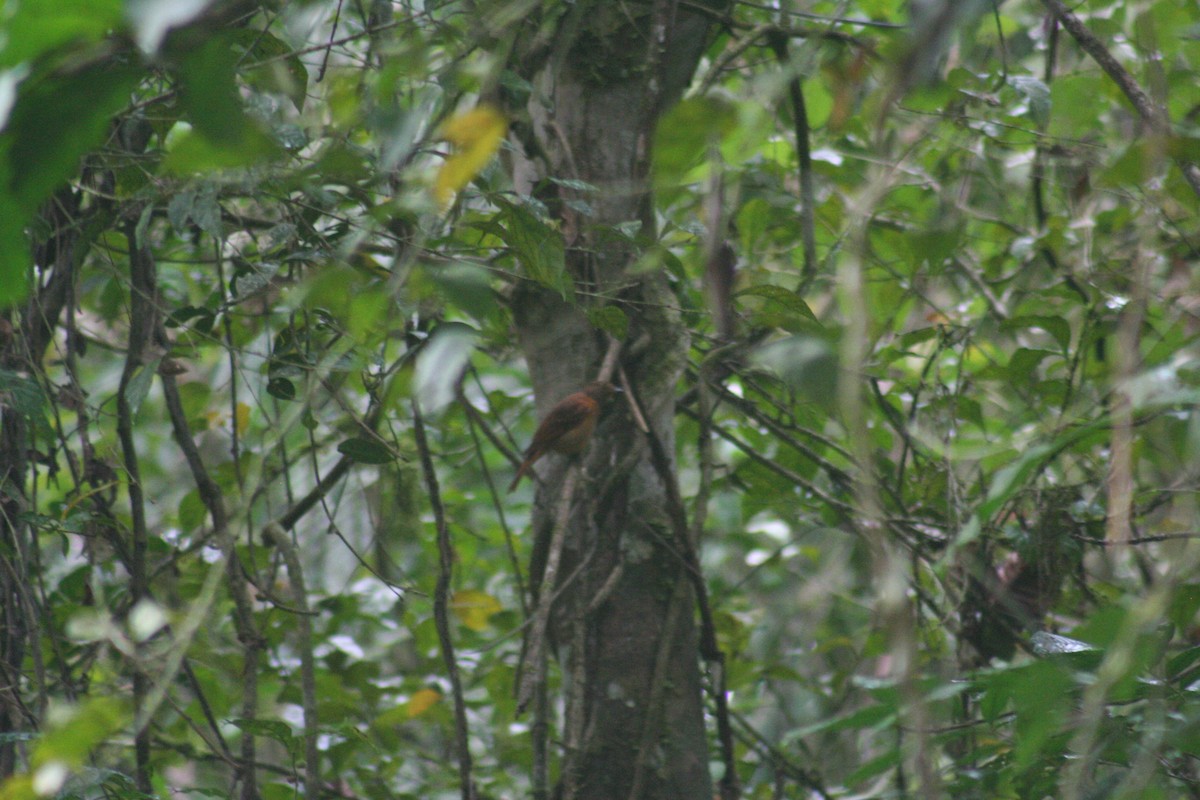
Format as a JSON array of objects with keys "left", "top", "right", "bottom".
[
  {"left": 737, "top": 285, "right": 818, "bottom": 320},
  {"left": 424, "top": 262, "right": 496, "bottom": 321},
  {"left": 123, "top": 360, "right": 160, "bottom": 416},
  {"left": 178, "top": 489, "right": 207, "bottom": 532},
  {"left": 1007, "top": 348, "right": 1055, "bottom": 385},
  {"left": 337, "top": 437, "right": 394, "bottom": 465},
  {"left": 587, "top": 306, "right": 628, "bottom": 340},
  {"left": 0, "top": 188, "right": 30, "bottom": 307},
  {"left": 791, "top": 702, "right": 894, "bottom": 738},
  {"left": 846, "top": 748, "right": 902, "bottom": 788},
  {"left": 738, "top": 284, "right": 821, "bottom": 332},
  {"left": 163, "top": 36, "right": 281, "bottom": 172},
  {"left": 494, "top": 199, "right": 570, "bottom": 297},
  {"left": 177, "top": 36, "right": 247, "bottom": 146},
  {"left": 236, "top": 29, "right": 310, "bottom": 112},
  {"left": 229, "top": 718, "right": 302, "bottom": 760},
  {"left": 34, "top": 698, "right": 128, "bottom": 766},
  {"left": 1001, "top": 315, "right": 1072, "bottom": 352},
  {"left": 653, "top": 96, "right": 736, "bottom": 187},
  {"left": 0, "top": 369, "right": 46, "bottom": 419},
  {"left": 751, "top": 335, "right": 838, "bottom": 406},
  {"left": 5, "top": 64, "right": 142, "bottom": 210},
  {"left": 267, "top": 377, "right": 296, "bottom": 401},
  {"left": 1010, "top": 75, "right": 1050, "bottom": 127},
  {"left": 0, "top": 0, "right": 122, "bottom": 68},
  {"left": 1168, "top": 645, "right": 1200, "bottom": 681}
]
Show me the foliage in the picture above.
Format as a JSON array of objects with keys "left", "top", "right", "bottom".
[{"left": 0, "top": 0, "right": 1199, "bottom": 799}]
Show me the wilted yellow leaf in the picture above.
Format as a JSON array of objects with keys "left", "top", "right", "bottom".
[
  {"left": 450, "top": 589, "right": 502, "bottom": 631},
  {"left": 405, "top": 687, "right": 441, "bottom": 718},
  {"left": 434, "top": 105, "right": 507, "bottom": 208}
]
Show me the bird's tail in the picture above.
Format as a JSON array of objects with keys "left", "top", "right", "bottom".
[{"left": 508, "top": 459, "right": 532, "bottom": 492}]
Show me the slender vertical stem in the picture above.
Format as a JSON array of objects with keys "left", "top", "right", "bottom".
[
  {"left": 412, "top": 398, "right": 474, "bottom": 800},
  {"left": 118, "top": 221, "right": 156, "bottom": 795}
]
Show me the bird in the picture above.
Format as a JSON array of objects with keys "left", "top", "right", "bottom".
[{"left": 508, "top": 381, "right": 617, "bottom": 492}]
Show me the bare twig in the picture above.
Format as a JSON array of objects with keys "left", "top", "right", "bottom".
[
  {"left": 155, "top": 322, "right": 265, "bottom": 797},
  {"left": 261, "top": 523, "right": 319, "bottom": 800},
  {"left": 117, "top": 221, "right": 158, "bottom": 796},
  {"left": 767, "top": 31, "right": 818, "bottom": 287},
  {"left": 616, "top": 363, "right": 650, "bottom": 433},
  {"left": 411, "top": 397, "right": 474, "bottom": 800},
  {"left": 516, "top": 468, "right": 579, "bottom": 714},
  {"left": 1041, "top": 0, "right": 1200, "bottom": 199}
]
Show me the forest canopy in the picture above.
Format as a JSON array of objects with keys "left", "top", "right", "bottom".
[{"left": 1, "top": 1, "right": 1199, "bottom": 799}]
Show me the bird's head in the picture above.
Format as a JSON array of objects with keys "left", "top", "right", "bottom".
[{"left": 581, "top": 381, "right": 619, "bottom": 403}]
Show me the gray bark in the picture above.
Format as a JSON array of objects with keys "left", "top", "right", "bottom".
[{"left": 508, "top": 2, "right": 728, "bottom": 798}]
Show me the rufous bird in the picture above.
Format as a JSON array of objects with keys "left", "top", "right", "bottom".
[{"left": 508, "top": 381, "right": 617, "bottom": 492}]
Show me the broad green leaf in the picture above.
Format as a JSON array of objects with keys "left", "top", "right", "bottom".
[
  {"left": 423, "top": 262, "right": 496, "bottom": 321},
  {"left": 123, "top": 360, "right": 160, "bottom": 416},
  {"left": 5, "top": 64, "right": 141, "bottom": 210},
  {"left": 0, "top": 0, "right": 122, "bottom": 68},
  {"left": 32, "top": 698, "right": 128, "bottom": 767},
  {"left": 236, "top": 29, "right": 309, "bottom": 112},
  {"left": 587, "top": 306, "right": 629, "bottom": 340},
  {"left": 337, "top": 437, "right": 394, "bottom": 465},
  {"left": 751, "top": 335, "right": 838, "bottom": 406},
  {"left": 0, "top": 181, "right": 28, "bottom": 306},
  {"left": 1010, "top": 75, "right": 1050, "bottom": 127},
  {"left": 1001, "top": 315, "right": 1072, "bottom": 352},
  {"left": 229, "top": 719, "right": 301, "bottom": 760},
  {"left": 653, "top": 96, "right": 736, "bottom": 187},
  {"left": 494, "top": 199, "right": 570, "bottom": 296}
]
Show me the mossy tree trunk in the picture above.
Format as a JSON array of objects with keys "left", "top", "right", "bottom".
[{"left": 507, "top": 2, "right": 727, "bottom": 798}]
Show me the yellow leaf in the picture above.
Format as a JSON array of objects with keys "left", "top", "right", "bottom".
[
  {"left": 450, "top": 589, "right": 502, "bottom": 631},
  {"left": 434, "top": 105, "right": 507, "bottom": 208},
  {"left": 235, "top": 402, "right": 250, "bottom": 435},
  {"left": 405, "top": 687, "right": 441, "bottom": 718}
]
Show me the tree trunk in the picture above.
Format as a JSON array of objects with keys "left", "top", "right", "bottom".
[{"left": 508, "top": 3, "right": 726, "bottom": 798}]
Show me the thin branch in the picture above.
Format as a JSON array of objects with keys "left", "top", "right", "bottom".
[
  {"left": 261, "top": 524, "right": 320, "bottom": 800},
  {"left": 460, "top": 398, "right": 527, "bottom": 615},
  {"left": 767, "top": 31, "right": 818, "bottom": 286},
  {"left": 274, "top": 392, "right": 390, "bottom": 535},
  {"left": 156, "top": 309, "right": 264, "bottom": 799},
  {"left": 1041, "top": 0, "right": 1200, "bottom": 199},
  {"left": 411, "top": 397, "right": 474, "bottom": 800},
  {"left": 730, "top": 709, "right": 832, "bottom": 799},
  {"left": 680, "top": 404, "right": 857, "bottom": 518},
  {"left": 731, "top": 0, "right": 905, "bottom": 28},
  {"left": 516, "top": 467, "right": 579, "bottom": 714},
  {"left": 117, "top": 221, "right": 157, "bottom": 796}
]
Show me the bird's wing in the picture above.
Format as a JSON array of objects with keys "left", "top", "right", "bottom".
[{"left": 526, "top": 396, "right": 596, "bottom": 454}]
